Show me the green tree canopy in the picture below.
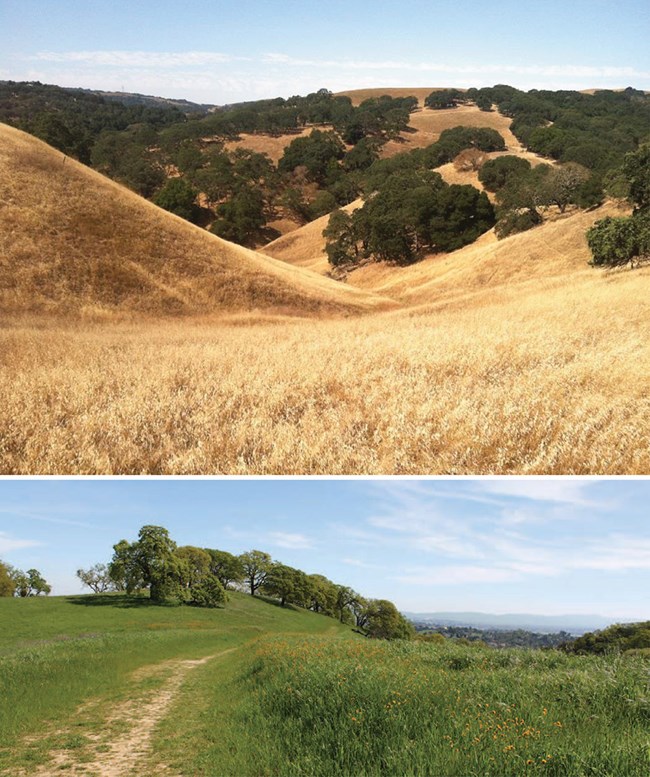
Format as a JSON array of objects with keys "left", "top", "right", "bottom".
[
  {"left": 153, "top": 178, "right": 201, "bottom": 223},
  {"left": 239, "top": 550, "right": 273, "bottom": 596},
  {"left": 109, "top": 525, "right": 183, "bottom": 603},
  {"left": 0, "top": 561, "right": 15, "bottom": 597},
  {"left": 76, "top": 563, "right": 115, "bottom": 594},
  {"left": 205, "top": 549, "right": 245, "bottom": 589}
]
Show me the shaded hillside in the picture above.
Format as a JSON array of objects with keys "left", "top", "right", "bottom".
[{"left": 0, "top": 124, "right": 390, "bottom": 319}]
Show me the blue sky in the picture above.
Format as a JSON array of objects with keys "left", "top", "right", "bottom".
[
  {"left": 1, "top": 478, "right": 648, "bottom": 620},
  {"left": 2, "top": 0, "right": 649, "bottom": 103}
]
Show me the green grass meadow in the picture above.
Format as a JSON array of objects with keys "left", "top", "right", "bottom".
[{"left": 1, "top": 595, "right": 648, "bottom": 776}]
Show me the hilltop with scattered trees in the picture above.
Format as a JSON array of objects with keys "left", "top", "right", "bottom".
[
  {"left": 72, "top": 525, "right": 414, "bottom": 640},
  {"left": 4, "top": 80, "right": 648, "bottom": 265}
]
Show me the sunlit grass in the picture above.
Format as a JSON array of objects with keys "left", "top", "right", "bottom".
[{"left": 229, "top": 637, "right": 650, "bottom": 777}]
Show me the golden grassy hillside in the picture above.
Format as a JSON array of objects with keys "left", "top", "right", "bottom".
[
  {"left": 380, "top": 104, "right": 522, "bottom": 159},
  {"left": 223, "top": 126, "right": 334, "bottom": 164},
  {"left": 262, "top": 199, "right": 362, "bottom": 274},
  {"left": 1, "top": 122, "right": 648, "bottom": 475},
  {"left": 0, "top": 124, "right": 389, "bottom": 319},
  {"left": 336, "top": 87, "right": 450, "bottom": 107},
  {"left": 2, "top": 196, "right": 648, "bottom": 475}
]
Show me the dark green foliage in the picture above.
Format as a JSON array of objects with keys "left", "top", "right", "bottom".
[
  {"left": 109, "top": 525, "right": 183, "bottom": 603},
  {"left": 0, "top": 562, "right": 14, "bottom": 597},
  {"left": 326, "top": 170, "right": 495, "bottom": 266},
  {"left": 475, "top": 95, "right": 492, "bottom": 112},
  {"left": 481, "top": 84, "right": 650, "bottom": 174},
  {"left": 426, "top": 185, "right": 496, "bottom": 251},
  {"left": 281, "top": 188, "right": 312, "bottom": 223},
  {"left": 494, "top": 164, "right": 551, "bottom": 238},
  {"left": 9, "top": 567, "right": 51, "bottom": 597},
  {"left": 364, "top": 600, "right": 416, "bottom": 640},
  {"left": 623, "top": 144, "right": 650, "bottom": 212},
  {"left": 323, "top": 209, "right": 358, "bottom": 266},
  {"left": 478, "top": 156, "right": 532, "bottom": 192},
  {"left": 279, "top": 130, "right": 345, "bottom": 184},
  {"left": 210, "top": 186, "right": 266, "bottom": 245},
  {"left": 190, "top": 575, "right": 227, "bottom": 608},
  {"left": 586, "top": 215, "right": 650, "bottom": 267},
  {"left": 263, "top": 564, "right": 312, "bottom": 608},
  {"left": 153, "top": 178, "right": 201, "bottom": 223},
  {"left": 564, "top": 621, "right": 650, "bottom": 654},
  {"left": 0, "top": 80, "right": 183, "bottom": 163},
  {"left": 91, "top": 127, "right": 165, "bottom": 197},
  {"left": 343, "top": 137, "right": 380, "bottom": 171},
  {"left": 425, "top": 89, "right": 464, "bottom": 109},
  {"left": 494, "top": 209, "right": 542, "bottom": 239},
  {"left": 205, "top": 549, "right": 245, "bottom": 589},
  {"left": 587, "top": 145, "right": 650, "bottom": 266},
  {"left": 309, "top": 190, "right": 338, "bottom": 219},
  {"left": 423, "top": 126, "right": 506, "bottom": 168}
]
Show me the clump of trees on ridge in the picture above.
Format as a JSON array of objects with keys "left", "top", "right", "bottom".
[
  {"left": 71, "top": 525, "right": 414, "bottom": 641},
  {"left": 0, "top": 561, "right": 51, "bottom": 597}
]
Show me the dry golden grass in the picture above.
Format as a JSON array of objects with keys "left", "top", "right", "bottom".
[
  {"left": 262, "top": 199, "right": 362, "bottom": 274},
  {"left": 2, "top": 254, "right": 648, "bottom": 474},
  {"left": 2, "top": 125, "right": 648, "bottom": 475},
  {"left": 223, "top": 126, "right": 334, "bottom": 164},
  {"left": 335, "top": 88, "right": 452, "bottom": 107},
  {"left": 0, "top": 124, "right": 388, "bottom": 319}
]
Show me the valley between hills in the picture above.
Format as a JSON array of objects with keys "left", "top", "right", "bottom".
[{"left": 1, "top": 87, "right": 649, "bottom": 474}]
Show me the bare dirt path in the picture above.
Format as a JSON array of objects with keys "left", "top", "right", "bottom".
[{"left": 13, "top": 649, "right": 236, "bottom": 777}]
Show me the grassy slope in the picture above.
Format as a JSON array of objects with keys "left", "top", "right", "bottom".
[
  {"left": 2, "top": 222, "right": 649, "bottom": 475},
  {"left": 3, "top": 598, "right": 647, "bottom": 777},
  {"left": 0, "top": 592, "right": 350, "bottom": 773},
  {"left": 2, "top": 114, "right": 649, "bottom": 474},
  {"left": 0, "top": 123, "right": 390, "bottom": 320}
]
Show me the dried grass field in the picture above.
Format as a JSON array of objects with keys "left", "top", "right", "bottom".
[
  {"left": 2, "top": 124, "right": 649, "bottom": 475},
  {"left": 2, "top": 267, "right": 648, "bottom": 475}
]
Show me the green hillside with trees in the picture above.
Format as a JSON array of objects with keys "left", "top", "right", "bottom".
[
  {"left": 1, "top": 591, "right": 648, "bottom": 776},
  {"left": 1, "top": 523, "right": 648, "bottom": 776}
]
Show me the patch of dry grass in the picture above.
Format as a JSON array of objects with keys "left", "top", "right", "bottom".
[
  {"left": 223, "top": 126, "right": 335, "bottom": 164},
  {"left": 2, "top": 254, "right": 648, "bottom": 474}
]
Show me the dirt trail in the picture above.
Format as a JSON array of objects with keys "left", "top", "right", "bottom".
[{"left": 15, "top": 649, "right": 235, "bottom": 777}]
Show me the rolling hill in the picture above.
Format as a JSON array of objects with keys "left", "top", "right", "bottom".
[
  {"left": 1, "top": 103, "right": 649, "bottom": 475},
  {"left": 1, "top": 595, "right": 648, "bottom": 776},
  {"left": 0, "top": 123, "right": 390, "bottom": 319}
]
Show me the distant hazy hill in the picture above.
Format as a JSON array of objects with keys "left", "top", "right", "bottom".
[
  {"left": 406, "top": 612, "right": 618, "bottom": 635},
  {"left": 68, "top": 86, "right": 216, "bottom": 113}
]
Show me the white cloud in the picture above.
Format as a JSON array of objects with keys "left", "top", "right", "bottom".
[
  {"left": 268, "top": 532, "right": 314, "bottom": 550},
  {"left": 397, "top": 565, "right": 518, "bottom": 586},
  {"left": 0, "top": 532, "right": 41, "bottom": 554},
  {"left": 475, "top": 479, "right": 598, "bottom": 506},
  {"left": 31, "top": 51, "right": 241, "bottom": 67}
]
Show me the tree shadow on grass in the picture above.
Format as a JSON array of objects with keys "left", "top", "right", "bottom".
[
  {"left": 256, "top": 594, "right": 300, "bottom": 611},
  {"left": 66, "top": 594, "right": 175, "bottom": 609}
]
